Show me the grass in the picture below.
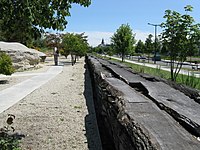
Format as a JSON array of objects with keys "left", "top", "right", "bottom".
[{"left": 105, "top": 56, "right": 200, "bottom": 90}]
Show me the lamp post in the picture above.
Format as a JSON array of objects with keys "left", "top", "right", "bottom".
[{"left": 148, "top": 23, "right": 160, "bottom": 64}]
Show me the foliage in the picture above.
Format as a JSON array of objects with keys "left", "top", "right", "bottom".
[
  {"left": 31, "top": 37, "right": 47, "bottom": 49},
  {"left": 92, "top": 46, "right": 103, "bottom": 54},
  {"left": 156, "top": 36, "right": 162, "bottom": 53},
  {"left": 0, "top": 0, "right": 91, "bottom": 45},
  {"left": 62, "top": 32, "right": 89, "bottom": 65},
  {"left": 135, "top": 40, "right": 145, "bottom": 54},
  {"left": 144, "top": 34, "right": 154, "bottom": 62},
  {"left": 94, "top": 43, "right": 114, "bottom": 57},
  {"left": 104, "top": 44, "right": 114, "bottom": 57},
  {"left": 0, "top": 114, "right": 21, "bottom": 150},
  {"left": 111, "top": 24, "right": 136, "bottom": 62},
  {"left": 44, "top": 33, "right": 64, "bottom": 49},
  {"left": 180, "top": 72, "right": 200, "bottom": 89},
  {"left": 0, "top": 52, "right": 14, "bottom": 75},
  {"left": 161, "top": 5, "right": 200, "bottom": 81}
]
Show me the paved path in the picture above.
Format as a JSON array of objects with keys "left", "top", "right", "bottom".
[
  {"left": 0, "top": 66, "right": 63, "bottom": 113},
  {"left": 111, "top": 56, "right": 200, "bottom": 78}
]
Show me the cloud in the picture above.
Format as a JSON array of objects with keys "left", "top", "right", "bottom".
[
  {"left": 134, "top": 30, "right": 152, "bottom": 42},
  {"left": 65, "top": 30, "right": 153, "bottom": 47},
  {"left": 84, "top": 31, "right": 113, "bottom": 47},
  {"left": 83, "top": 30, "right": 152, "bottom": 47}
]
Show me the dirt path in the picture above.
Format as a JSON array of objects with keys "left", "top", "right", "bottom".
[{"left": 0, "top": 57, "right": 102, "bottom": 150}]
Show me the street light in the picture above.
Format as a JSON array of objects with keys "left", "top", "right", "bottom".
[{"left": 148, "top": 23, "right": 160, "bottom": 64}]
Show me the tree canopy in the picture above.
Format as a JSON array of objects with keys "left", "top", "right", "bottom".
[
  {"left": 111, "top": 24, "right": 136, "bottom": 62},
  {"left": 62, "top": 32, "right": 89, "bottom": 65},
  {"left": 0, "top": 0, "right": 91, "bottom": 45},
  {"left": 144, "top": 34, "right": 154, "bottom": 62},
  {"left": 161, "top": 5, "right": 200, "bottom": 81},
  {"left": 135, "top": 40, "right": 145, "bottom": 54}
]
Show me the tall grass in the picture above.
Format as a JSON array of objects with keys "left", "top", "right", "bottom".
[{"left": 177, "top": 72, "right": 200, "bottom": 89}]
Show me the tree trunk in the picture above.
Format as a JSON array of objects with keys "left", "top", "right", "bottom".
[
  {"left": 170, "top": 57, "right": 174, "bottom": 81},
  {"left": 122, "top": 53, "right": 125, "bottom": 62},
  {"left": 71, "top": 54, "right": 75, "bottom": 66}
]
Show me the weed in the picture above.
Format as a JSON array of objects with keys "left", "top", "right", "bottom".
[
  {"left": 0, "top": 114, "right": 21, "bottom": 150},
  {"left": 74, "top": 106, "right": 82, "bottom": 109},
  {"left": 60, "top": 118, "right": 64, "bottom": 121}
]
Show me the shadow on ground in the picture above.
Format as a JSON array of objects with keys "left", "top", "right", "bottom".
[
  {"left": 0, "top": 80, "right": 9, "bottom": 84},
  {"left": 83, "top": 64, "right": 103, "bottom": 150}
]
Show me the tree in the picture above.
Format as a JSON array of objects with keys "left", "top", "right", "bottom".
[
  {"left": 44, "top": 33, "right": 64, "bottom": 49},
  {"left": 156, "top": 35, "right": 162, "bottom": 54},
  {"left": 0, "top": 0, "right": 91, "bottom": 45},
  {"left": 144, "top": 34, "right": 154, "bottom": 62},
  {"left": 111, "top": 24, "right": 136, "bottom": 62},
  {"left": 62, "top": 33, "right": 89, "bottom": 65},
  {"left": 0, "top": 52, "right": 14, "bottom": 75},
  {"left": 161, "top": 5, "right": 200, "bottom": 81},
  {"left": 187, "top": 25, "right": 200, "bottom": 60},
  {"left": 104, "top": 44, "right": 114, "bottom": 57},
  {"left": 135, "top": 40, "right": 145, "bottom": 54}
]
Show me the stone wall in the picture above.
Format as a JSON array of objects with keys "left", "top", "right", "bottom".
[{"left": 86, "top": 55, "right": 200, "bottom": 150}]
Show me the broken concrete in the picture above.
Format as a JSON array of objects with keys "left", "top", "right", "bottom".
[{"left": 87, "top": 55, "right": 200, "bottom": 150}]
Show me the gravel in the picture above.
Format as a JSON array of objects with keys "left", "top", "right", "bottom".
[{"left": 0, "top": 56, "right": 102, "bottom": 150}]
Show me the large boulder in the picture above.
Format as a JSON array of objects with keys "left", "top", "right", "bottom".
[{"left": 0, "top": 41, "right": 46, "bottom": 71}]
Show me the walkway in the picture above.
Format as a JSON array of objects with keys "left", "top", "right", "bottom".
[
  {"left": 0, "top": 65, "right": 63, "bottom": 113},
  {"left": 0, "top": 56, "right": 102, "bottom": 149}
]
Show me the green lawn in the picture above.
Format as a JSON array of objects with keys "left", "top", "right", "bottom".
[{"left": 106, "top": 56, "right": 200, "bottom": 90}]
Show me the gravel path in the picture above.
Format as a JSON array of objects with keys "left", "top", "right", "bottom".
[{"left": 0, "top": 57, "right": 102, "bottom": 150}]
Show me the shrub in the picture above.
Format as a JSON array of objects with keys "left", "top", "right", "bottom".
[
  {"left": 0, "top": 114, "right": 21, "bottom": 150},
  {"left": 0, "top": 52, "right": 14, "bottom": 75}
]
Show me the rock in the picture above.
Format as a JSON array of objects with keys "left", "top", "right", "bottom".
[
  {"left": 0, "top": 41, "right": 46, "bottom": 71},
  {"left": 87, "top": 55, "right": 200, "bottom": 150},
  {"left": 29, "top": 48, "right": 46, "bottom": 62}
]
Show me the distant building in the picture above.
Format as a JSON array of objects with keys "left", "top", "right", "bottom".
[{"left": 98, "top": 38, "right": 106, "bottom": 47}]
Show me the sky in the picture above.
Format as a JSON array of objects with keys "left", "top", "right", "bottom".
[{"left": 63, "top": 0, "right": 200, "bottom": 47}]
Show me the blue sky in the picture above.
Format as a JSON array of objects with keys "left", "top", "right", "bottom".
[{"left": 63, "top": 0, "right": 200, "bottom": 46}]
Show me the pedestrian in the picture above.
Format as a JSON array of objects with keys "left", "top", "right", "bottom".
[{"left": 53, "top": 47, "right": 59, "bottom": 65}]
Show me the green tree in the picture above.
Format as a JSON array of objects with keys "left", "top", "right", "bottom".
[
  {"left": 62, "top": 33, "right": 89, "bottom": 65},
  {"left": 111, "top": 24, "right": 136, "bottom": 62},
  {"left": 135, "top": 40, "right": 145, "bottom": 54},
  {"left": 0, "top": 52, "right": 14, "bottom": 75},
  {"left": 0, "top": 0, "right": 91, "bottom": 45},
  {"left": 144, "top": 34, "right": 154, "bottom": 62},
  {"left": 105, "top": 44, "right": 114, "bottom": 57},
  {"left": 156, "top": 35, "right": 162, "bottom": 53},
  {"left": 161, "top": 5, "right": 200, "bottom": 81},
  {"left": 187, "top": 25, "right": 200, "bottom": 60},
  {"left": 100, "top": 44, "right": 114, "bottom": 58}
]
